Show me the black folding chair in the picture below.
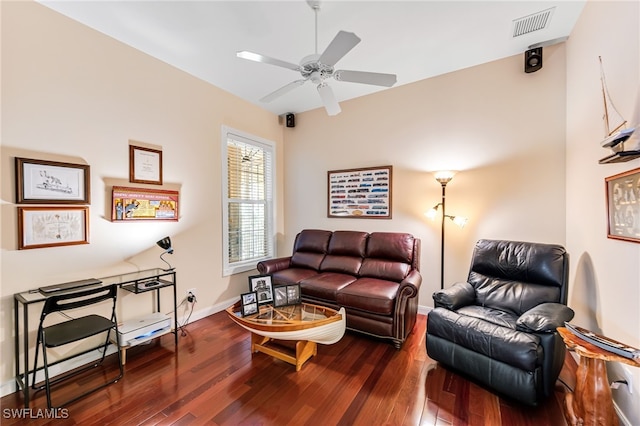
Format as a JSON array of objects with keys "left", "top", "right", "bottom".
[{"left": 31, "top": 284, "right": 124, "bottom": 408}]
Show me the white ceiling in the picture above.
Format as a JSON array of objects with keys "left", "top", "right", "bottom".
[{"left": 39, "top": 1, "right": 586, "bottom": 116}]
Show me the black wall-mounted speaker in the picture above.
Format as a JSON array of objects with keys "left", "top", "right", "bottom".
[
  {"left": 285, "top": 113, "right": 295, "bottom": 128},
  {"left": 524, "top": 47, "right": 543, "bottom": 73}
]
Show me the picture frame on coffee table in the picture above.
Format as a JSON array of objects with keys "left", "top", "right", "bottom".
[
  {"left": 241, "top": 292, "right": 258, "bottom": 316},
  {"left": 273, "top": 284, "right": 301, "bottom": 307},
  {"left": 248, "top": 274, "right": 274, "bottom": 305}
]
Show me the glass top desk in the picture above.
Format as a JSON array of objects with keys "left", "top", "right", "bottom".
[{"left": 13, "top": 268, "right": 177, "bottom": 408}]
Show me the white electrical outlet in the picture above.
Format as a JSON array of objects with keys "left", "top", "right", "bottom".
[
  {"left": 186, "top": 288, "right": 197, "bottom": 302},
  {"left": 622, "top": 366, "right": 633, "bottom": 394}
]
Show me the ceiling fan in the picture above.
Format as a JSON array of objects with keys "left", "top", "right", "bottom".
[{"left": 236, "top": 0, "right": 397, "bottom": 116}]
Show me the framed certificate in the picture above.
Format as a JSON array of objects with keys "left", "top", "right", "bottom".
[{"left": 129, "top": 145, "right": 162, "bottom": 185}]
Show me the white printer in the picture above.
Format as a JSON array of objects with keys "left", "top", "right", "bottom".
[{"left": 117, "top": 312, "right": 171, "bottom": 347}]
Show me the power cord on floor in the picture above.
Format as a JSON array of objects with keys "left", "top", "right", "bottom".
[{"left": 175, "top": 292, "right": 197, "bottom": 336}]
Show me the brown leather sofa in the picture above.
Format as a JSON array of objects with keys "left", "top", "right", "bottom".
[{"left": 257, "top": 229, "right": 422, "bottom": 348}]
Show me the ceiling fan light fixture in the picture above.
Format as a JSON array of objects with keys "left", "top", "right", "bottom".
[{"left": 317, "top": 83, "right": 341, "bottom": 116}]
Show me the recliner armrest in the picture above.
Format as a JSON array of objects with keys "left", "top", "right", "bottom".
[
  {"left": 432, "top": 281, "right": 475, "bottom": 310},
  {"left": 256, "top": 257, "right": 292, "bottom": 274},
  {"left": 516, "top": 302, "right": 575, "bottom": 333}
]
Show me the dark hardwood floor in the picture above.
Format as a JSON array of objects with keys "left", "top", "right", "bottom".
[{"left": 1, "top": 310, "right": 576, "bottom": 425}]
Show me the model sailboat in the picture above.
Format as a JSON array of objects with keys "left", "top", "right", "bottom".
[{"left": 599, "top": 56, "right": 636, "bottom": 149}]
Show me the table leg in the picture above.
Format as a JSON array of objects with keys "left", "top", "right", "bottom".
[
  {"left": 295, "top": 340, "right": 317, "bottom": 372},
  {"left": 564, "top": 356, "right": 618, "bottom": 426}
]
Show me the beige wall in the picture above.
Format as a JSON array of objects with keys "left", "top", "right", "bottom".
[
  {"left": 2, "top": 1, "right": 638, "bottom": 422},
  {"left": 566, "top": 1, "right": 639, "bottom": 423},
  {"left": 283, "top": 45, "right": 568, "bottom": 308},
  {"left": 1, "top": 1, "right": 284, "bottom": 388}
]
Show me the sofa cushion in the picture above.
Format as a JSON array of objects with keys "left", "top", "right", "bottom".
[
  {"left": 470, "top": 274, "right": 562, "bottom": 316},
  {"left": 337, "top": 277, "right": 399, "bottom": 315},
  {"left": 456, "top": 305, "right": 518, "bottom": 330},
  {"left": 300, "top": 272, "right": 357, "bottom": 302},
  {"left": 366, "top": 232, "right": 414, "bottom": 264},
  {"left": 271, "top": 268, "right": 319, "bottom": 286},
  {"left": 427, "top": 307, "right": 542, "bottom": 371},
  {"left": 327, "top": 231, "right": 368, "bottom": 256},
  {"left": 359, "top": 259, "right": 410, "bottom": 282},
  {"left": 291, "top": 252, "right": 325, "bottom": 271},
  {"left": 289, "top": 229, "right": 332, "bottom": 270},
  {"left": 293, "top": 229, "right": 332, "bottom": 252},
  {"left": 359, "top": 233, "right": 413, "bottom": 281}
]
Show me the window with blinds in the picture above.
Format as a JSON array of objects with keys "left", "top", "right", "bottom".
[{"left": 221, "top": 126, "right": 275, "bottom": 276}]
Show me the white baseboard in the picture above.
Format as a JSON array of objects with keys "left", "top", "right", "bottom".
[{"left": 418, "top": 304, "right": 432, "bottom": 316}]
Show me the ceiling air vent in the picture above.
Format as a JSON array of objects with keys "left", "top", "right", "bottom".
[{"left": 512, "top": 7, "right": 555, "bottom": 38}]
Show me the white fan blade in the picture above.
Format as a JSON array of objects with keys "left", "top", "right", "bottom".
[
  {"left": 260, "top": 79, "right": 307, "bottom": 103},
  {"left": 237, "top": 51, "right": 300, "bottom": 71},
  {"left": 318, "top": 31, "right": 361, "bottom": 66},
  {"left": 334, "top": 70, "right": 397, "bottom": 87},
  {"left": 317, "top": 83, "right": 341, "bottom": 116}
]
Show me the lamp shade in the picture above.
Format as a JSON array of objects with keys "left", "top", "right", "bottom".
[{"left": 157, "top": 237, "right": 173, "bottom": 253}]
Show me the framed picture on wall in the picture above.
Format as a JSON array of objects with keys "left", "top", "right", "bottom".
[
  {"left": 605, "top": 167, "right": 640, "bottom": 243},
  {"left": 111, "top": 186, "right": 179, "bottom": 221},
  {"left": 129, "top": 144, "right": 163, "bottom": 185},
  {"left": 18, "top": 206, "right": 89, "bottom": 250},
  {"left": 15, "top": 157, "right": 90, "bottom": 204},
  {"left": 327, "top": 165, "right": 392, "bottom": 219}
]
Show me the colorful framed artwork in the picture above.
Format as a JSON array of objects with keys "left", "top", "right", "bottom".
[
  {"left": 129, "top": 144, "right": 163, "bottom": 185},
  {"left": 328, "top": 165, "right": 392, "bottom": 219},
  {"left": 112, "top": 186, "right": 178, "bottom": 221},
  {"left": 605, "top": 167, "right": 640, "bottom": 243},
  {"left": 15, "top": 157, "right": 90, "bottom": 204},
  {"left": 248, "top": 274, "right": 273, "bottom": 305},
  {"left": 18, "top": 206, "right": 89, "bottom": 250}
]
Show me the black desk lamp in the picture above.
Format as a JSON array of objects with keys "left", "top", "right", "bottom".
[{"left": 157, "top": 236, "right": 174, "bottom": 270}]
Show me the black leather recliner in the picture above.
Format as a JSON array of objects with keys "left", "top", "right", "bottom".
[{"left": 426, "top": 239, "right": 575, "bottom": 406}]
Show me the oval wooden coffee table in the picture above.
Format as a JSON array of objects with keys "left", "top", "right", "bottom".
[{"left": 226, "top": 302, "right": 345, "bottom": 371}]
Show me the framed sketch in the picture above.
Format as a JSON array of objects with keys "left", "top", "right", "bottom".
[
  {"left": 18, "top": 206, "right": 89, "bottom": 250},
  {"left": 129, "top": 145, "right": 163, "bottom": 185},
  {"left": 274, "top": 284, "right": 301, "bottom": 307},
  {"left": 248, "top": 274, "right": 273, "bottom": 305},
  {"left": 15, "top": 157, "right": 90, "bottom": 204},
  {"left": 112, "top": 186, "right": 179, "bottom": 221},
  {"left": 241, "top": 292, "right": 259, "bottom": 316},
  {"left": 328, "top": 165, "right": 392, "bottom": 219},
  {"left": 606, "top": 167, "right": 640, "bottom": 243}
]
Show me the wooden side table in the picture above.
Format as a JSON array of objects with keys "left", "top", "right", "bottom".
[{"left": 558, "top": 327, "right": 640, "bottom": 426}]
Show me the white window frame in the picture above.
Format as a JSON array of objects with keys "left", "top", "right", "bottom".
[{"left": 221, "top": 125, "right": 276, "bottom": 276}]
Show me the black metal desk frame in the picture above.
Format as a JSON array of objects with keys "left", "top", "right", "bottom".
[{"left": 13, "top": 268, "right": 178, "bottom": 408}]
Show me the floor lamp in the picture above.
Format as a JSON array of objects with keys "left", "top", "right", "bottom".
[{"left": 425, "top": 171, "right": 467, "bottom": 289}]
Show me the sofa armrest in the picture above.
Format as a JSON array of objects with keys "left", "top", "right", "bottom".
[
  {"left": 398, "top": 269, "right": 422, "bottom": 298},
  {"left": 256, "top": 257, "right": 292, "bottom": 275},
  {"left": 432, "top": 282, "right": 475, "bottom": 310},
  {"left": 516, "top": 302, "right": 575, "bottom": 333}
]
